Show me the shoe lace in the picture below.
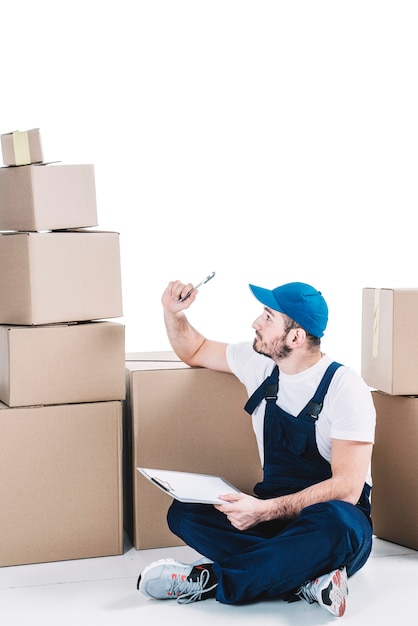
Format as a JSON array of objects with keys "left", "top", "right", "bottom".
[
  {"left": 296, "top": 580, "right": 317, "bottom": 605},
  {"left": 175, "top": 568, "right": 217, "bottom": 604}
]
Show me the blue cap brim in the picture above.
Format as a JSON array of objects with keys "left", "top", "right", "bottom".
[{"left": 249, "top": 284, "right": 285, "bottom": 313}]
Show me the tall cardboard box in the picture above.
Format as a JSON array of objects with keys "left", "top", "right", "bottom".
[
  {"left": 0, "top": 400, "right": 124, "bottom": 567},
  {"left": 0, "top": 163, "right": 98, "bottom": 231},
  {"left": 371, "top": 391, "right": 418, "bottom": 550},
  {"left": 0, "top": 321, "right": 125, "bottom": 407},
  {"left": 124, "top": 353, "right": 263, "bottom": 550},
  {"left": 362, "top": 288, "right": 418, "bottom": 395},
  {"left": 0, "top": 230, "right": 123, "bottom": 325}
]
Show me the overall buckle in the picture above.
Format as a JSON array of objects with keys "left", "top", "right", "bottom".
[{"left": 264, "top": 383, "right": 278, "bottom": 400}]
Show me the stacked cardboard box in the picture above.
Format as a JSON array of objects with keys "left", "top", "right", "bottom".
[
  {"left": 362, "top": 288, "right": 418, "bottom": 550},
  {"left": 124, "top": 352, "right": 263, "bottom": 549},
  {"left": 0, "top": 129, "right": 125, "bottom": 567}
]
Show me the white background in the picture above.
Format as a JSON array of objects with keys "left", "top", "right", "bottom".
[{"left": 1, "top": 1, "right": 417, "bottom": 372}]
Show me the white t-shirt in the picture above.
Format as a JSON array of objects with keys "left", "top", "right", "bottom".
[{"left": 226, "top": 342, "right": 376, "bottom": 486}]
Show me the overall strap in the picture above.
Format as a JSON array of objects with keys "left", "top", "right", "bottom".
[
  {"left": 300, "top": 361, "right": 343, "bottom": 419},
  {"left": 244, "top": 365, "right": 279, "bottom": 415}
]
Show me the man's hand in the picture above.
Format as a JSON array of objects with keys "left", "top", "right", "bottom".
[
  {"left": 161, "top": 280, "right": 198, "bottom": 313},
  {"left": 214, "top": 492, "right": 271, "bottom": 531},
  {"left": 161, "top": 279, "right": 230, "bottom": 371}
]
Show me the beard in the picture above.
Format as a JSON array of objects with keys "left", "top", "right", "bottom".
[{"left": 253, "top": 332, "right": 293, "bottom": 361}]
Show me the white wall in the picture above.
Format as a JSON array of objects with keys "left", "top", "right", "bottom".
[{"left": 2, "top": 1, "right": 417, "bottom": 372}]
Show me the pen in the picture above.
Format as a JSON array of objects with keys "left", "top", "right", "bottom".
[
  {"left": 178, "top": 271, "right": 216, "bottom": 302},
  {"left": 151, "top": 477, "right": 174, "bottom": 492}
]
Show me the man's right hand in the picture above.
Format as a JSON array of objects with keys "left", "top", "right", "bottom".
[
  {"left": 161, "top": 280, "right": 198, "bottom": 313},
  {"left": 161, "top": 279, "right": 230, "bottom": 372}
]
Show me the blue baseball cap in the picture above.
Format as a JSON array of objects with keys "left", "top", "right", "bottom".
[{"left": 249, "top": 281, "right": 328, "bottom": 338}]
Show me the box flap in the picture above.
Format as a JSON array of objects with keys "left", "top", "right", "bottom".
[{"left": 125, "top": 351, "right": 181, "bottom": 362}]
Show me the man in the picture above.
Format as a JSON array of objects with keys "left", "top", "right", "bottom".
[{"left": 137, "top": 280, "right": 375, "bottom": 617}]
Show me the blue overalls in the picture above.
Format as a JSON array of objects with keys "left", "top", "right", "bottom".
[{"left": 167, "top": 362, "right": 373, "bottom": 604}]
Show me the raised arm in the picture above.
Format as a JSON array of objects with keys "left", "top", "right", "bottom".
[{"left": 162, "top": 279, "right": 231, "bottom": 373}]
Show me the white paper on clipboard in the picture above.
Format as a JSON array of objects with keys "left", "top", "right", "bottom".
[{"left": 137, "top": 467, "right": 241, "bottom": 504}]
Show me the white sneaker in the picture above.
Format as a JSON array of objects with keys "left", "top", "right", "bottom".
[
  {"left": 137, "top": 558, "right": 218, "bottom": 604},
  {"left": 297, "top": 567, "right": 348, "bottom": 617}
]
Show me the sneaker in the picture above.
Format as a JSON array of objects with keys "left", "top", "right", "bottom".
[
  {"left": 137, "top": 558, "right": 218, "bottom": 604},
  {"left": 297, "top": 567, "right": 348, "bottom": 617}
]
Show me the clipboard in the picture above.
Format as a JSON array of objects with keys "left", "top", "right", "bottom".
[{"left": 137, "top": 467, "right": 241, "bottom": 504}]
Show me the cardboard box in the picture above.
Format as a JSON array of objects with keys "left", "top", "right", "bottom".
[
  {"left": 0, "top": 163, "right": 98, "bottom": 231},
  {"left": 0, "top": 321, "right": 125, "bottom": 407},
  {"left": 371, "top": 391, "right": 418, "bottom": 550},
  {"left": 0, "top": 230, "right": 123, "bottom": 325},
  {"left": 0, "top": 400, "right": 123, "bottom": 567},
  {"left": 1, "top": 128, "right": 44, "bottom": 166},
  {"left": 124, "top": 352, "right": 263, "bottom": 549},
  {"left": 362, "top": 288, "right": 418, "bottom": 395}
]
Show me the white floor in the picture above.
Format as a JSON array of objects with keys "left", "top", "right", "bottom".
[{"left": 1, "top": 533, "right": 416, "bottom": 626}]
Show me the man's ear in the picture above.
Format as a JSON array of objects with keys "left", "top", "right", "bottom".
[{"left": 289, "top": 327, "right": 306, "bottom": 346}]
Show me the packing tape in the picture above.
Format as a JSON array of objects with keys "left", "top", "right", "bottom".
[
  {"left": 12, "top": 130, "right": 31, "bottom": 165},
  {"left": 372, "top": 288, "right": 380, "bottom": 358}
]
